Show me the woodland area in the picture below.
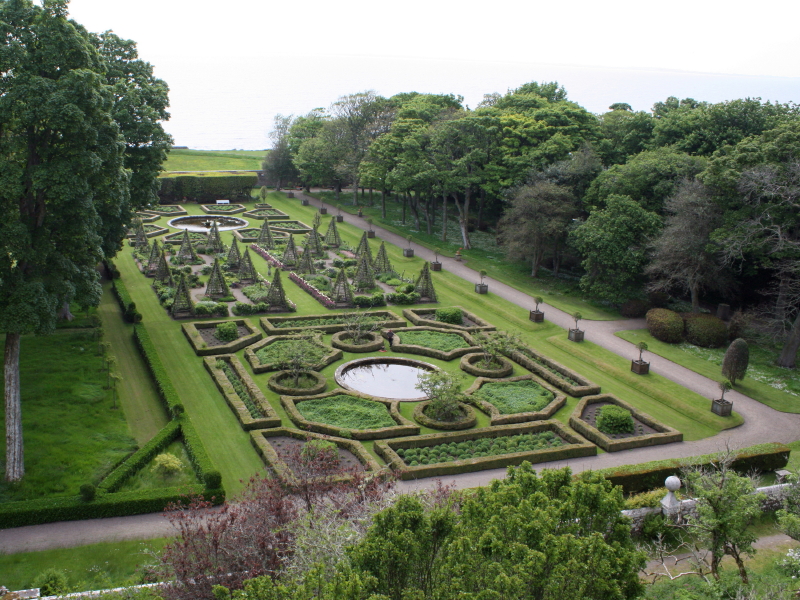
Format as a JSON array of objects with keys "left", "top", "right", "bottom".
[{"left": 262, "top": 86, "right": 800, "bottom": 367}]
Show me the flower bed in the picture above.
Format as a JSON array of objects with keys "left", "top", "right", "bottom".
[
  {"left": 412, "top": 401, "right": 477, "bottom": 430},
  {"left": 464, "top": 376, "right": 566, "bottom": 425},
  {"left": 260, "top": 310, "right": 406, "bottom": 335},
  {"left": 389, "top": 327, "right": 479, "bottom": 361},
  {"left": 251, "top": 244, "right": 288, "bottom": 269},
  {"left": 245, "top": 334, "right": 342, "bottom": 373},
  {"left": 460, "top": 352, "right": 514, "bottom": 378},
  {"left": 402, "top": 306, "right": 496, "bottom": 332},
  {"left": 269, "top": 220, "right": 313, "bottom": 234},
  {"left": 508, "top": 346, "right": 601, "bottom": 397},
  {"left": 242, "top": 208, "right": 289, "bottom": 220},
  {"left": 235, "top": 229, "right": 289, "bottom": 243},
  {"left": 330, "top": 331, "right": 385, "bottom": 353},
  {"left": 374, "top": 421, "right": 596, "bottom": 480},
  {"left": 148, "top": 205, "right": 187, "bottom": 216},
  {"left": 182, "top": 319, "right": 262, "bottom": 356},
  {"left": 199, "top": 203, "right": 246, "bottom": 215},
  {"left": 204, "top": 355, "right": 281, "bottom": 430},
  {"left": 568, "top": 394, "right": 683, "bottom": 452},
  {"left": 268, "top": 370, "right": 327, "bottom": 396},
  {"left": 282, "top": 390, "right": 419, "bottom": 440},
  {"left": 289, "top": 272, "right": 336, "bottom": 308}
]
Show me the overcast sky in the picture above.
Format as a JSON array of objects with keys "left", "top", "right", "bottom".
[{"left": 66, "top": 0, "right": 800, "bottom": 150}]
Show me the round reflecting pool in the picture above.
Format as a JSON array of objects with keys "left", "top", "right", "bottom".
[
  {"left": 167, "top": 215, "right": 248, "bottom": 232},
  {"left": 334, "top": 357, "right": 438, "bottom": 401}
]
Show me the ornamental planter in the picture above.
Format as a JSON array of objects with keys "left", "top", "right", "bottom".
[
  {"left": 529, "top": 310, "right": 544, "bottom": 323},
  {"left": 630, "top": 360, "right": 650, "bottom": 375},
  {"left": 454, "top": 254, "right": 462, "bottom": 262},
  {"left": 475, "top": 283, "right": 488, "bottom": 294},
  {"left": 300, "top": 199, "right": 309, "bottom": 206},
  {"left": 286, "top": 192, "right": 295, "bottom": 198},
  {"left": 568, "top": 329, "right": 584, "bottom": 342},
  {"left": 336, "top": 215, "right": 344, "bottom": 223},
  {"left": 367, "top": 231, "right": 376, "bottom": 239},
  {"left": 403, "top": 248, "right": 414, "bottom": 257},
  {"left": 711, "top": 398, "right": 733, "bottom": 416},
  {"left": 319, "top": 207, "right": 327, "bottom": 215},
  {"left": 357, "top": 209, "right": 363, "bottom": 217},
  {"left": 430, "top": 261, "right": 442, "bottom": 271}
]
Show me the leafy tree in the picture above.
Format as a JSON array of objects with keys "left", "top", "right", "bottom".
[
  {"left": 415, "top": 370, "right": 464, "bottom": 421},
  {"left": 722, "top": 338, "right": 750, "bottom": 386},
  {"left": 596, "top": 107, "right": 654, "bottom": 166},
  {"left": 777, "top": 473, "right": 800, "bottom": 542},
  {"left": 472, "top": 330, "right": 521, "bottom": 368},
  {"left": 273, "top": 336, "right": 324, "bottom": 387},
  {"left": 263, "top": 114, "right": 298, "bottom": 190},
  {"left": 570, "top": 195, "right": 662, "bottom": 303}
]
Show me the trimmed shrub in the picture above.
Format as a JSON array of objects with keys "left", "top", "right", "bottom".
[
  {"left": 33, "top": 568, "right": 68, "bottom": 596},
  {"left": 682, "top": 313, "right": 728, "bottom": 348},
  {"left": 215, "top": 321, "right": 239, "bottom": 342},
  {"left": 204, "top": 470, "right": 222, "bottom": 489},
  {"left": 596, "top": 405, "right": 635, "bottom": 434},
  {"left": 79, "top": 483, "right": 96, "bottom": 502},
  {"left": 158, "top": 174, "right": 258, "bottom": 202},
  {"left": 645, "top": 308, "right": 683, "bottom": 343},
  {"left": 387, "top": 291, "right": 421, "bottom": 305},
  {"left": 722, "top": 338, "right": 750, "bottom": 385},
  {"left": 435, "top": 307, "right": 463, "bottom": 325},
  {"left": 353, "top": 292, "right": 386, "bottom": 308},
  {"left": 152, "top": 453, "right": 184, "bottom": 477},
  {"left": 620, "top": 299, "right": 650, "bottom": 318}
]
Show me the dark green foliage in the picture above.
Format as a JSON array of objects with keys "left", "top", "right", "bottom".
[
  {"left": 645, "top": 308, "right": 684, "bottom": 343},
  {"left": 396, "top": 432, "right": 562, "bottom": 465},
  {"left": 472, "top": 380, "right": 554, "bottom": 415},
  {"left": 206, "top": 220, "right": 224, "bottom": 253},
  {"left": 265, "top": 269, "right": 290, "bottom": 309},
  {"left": 435, "top": 307, "right": 463, "bottom": 325},
  {"left": 238, "top": 248, "right": 258, "bottom": 283},
  {"left": 352, "top": 292, "right": 386, "bottom": 308},
  {"left": 386, "top": 291, "right": 421, "bottom": 305},
  {"left": 619, "top": 299, "right": 650, "bottom": 318},
  {"left": 226, "top": 237, "right": 241, "bottom": 269},
  {"left": 242, "top": 283, "right": 271, "bottom": 304},
  {"left": 133, "top": 326, "right": 183, "bottom": 415},
  {"left": 414, "top": 262, "right": 437, "bottom": 301},
  {"left": 158, "top": 174, "right": 258, "bottom": 202},
  {"left": 722, "top": 338, "right": 750, "bottom": 386},
  {"left": 79, "top": 484, "right": 96, "bottom": 502},
  {"left": 354, "top": 232, "right": 373, "bottom": 264},
  {"left": 215, "top": 359, "right": 262, "bottom": 419},
  {"left": 305, "top": 226, "right": 325, "bottom": 257},
  {"left": 145, "top": 239, "right": 162, "bottom": 275},
  {"left": 352, "top": 252, "right": 376, "bottom": 291},
  {"left": 231, "top": 301, "right": 271, "bottom": 316},
  {"left": 176, "top": 228, "right": 199, "bottom": 262},
  {"left": 324, "top": 217, "right": 341, "bottom": 246},
  {"left": 372, "top": 241, "right": 393, "bottom": 274},
  {"left": 215, "top": 321, "right": 239, "bottom": 343},
  {"left": 257, "top": 219, "right": 275, "bottom": 249},
  {"left": 683, "top": 313, "right": 728, "bottom": 348},
  {"left": 400, "top": 330, "right": 468, "bottom": 352},
  {"left": 170, "top": 273, "right": 195, "bottom": 317},
  {"left": 296, "top": 395, "right": 396, "bottom": 430},
  {"left": 33, "top": 568, "right": 68, "bottom": 596},
  {"left": 296, "top": 244, "right": 317, "bottom": 275},
  {"left": 330, "top": 268, "right": 354, "bottom": 305},
  {"left": 154, "top": 249, "right": 174, "bottom": 285},
  {"left": 596, "top": 405, "right": 635, "bottom": 434},
  {"left": 205, "top": 258, "right": 229, "bottom": 298},
  {"left": 193, "top": 301, "right": 229, "bottom": 317}
]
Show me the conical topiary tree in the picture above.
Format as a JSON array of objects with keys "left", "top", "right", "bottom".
[
  {"left": 296, "top": 244, "right": 317, "bottom": 275},
  {"left": 133, "top": 219, "right": 149, "bottom": 250},
  {"left": 414, "top": 262, "right": 437, "bottom": 302},
  {"left": 227, "top": 237, "right": 241, "bottom": 269},
  {"left": 154, "top": 248, "right": 174, "bottom": 286},
  {"left": 372, "top": 241, "right": 393, "bottom": 274},
  {"left": 722, "top": 338, "right": 749, "bottom": 386},
  {"left": 306, "top": 226, "right": 325, "bottom": 257},
  {"left": 205, "top": 258, "right": 229, "bottom": 298},
  {"left": 282, "top": 234, "right": 299, "bottom": 266},
  {"left": 238, "top": 247, "right": 257, "bottom": 283},
  {"left": 177, "top": 229, "right": 199, "bottom": 262},
  {"left": 257, "top": 219, "right": 275, "bottom": 249},
  {"left": 353, "top": 252, "right": 375, "bottom": 291},
  {"left": 354, "top": 231, "right": 373, "bottom": 264},
  {"left": 206, "top": 220, "right": 223, "bottom": 254},
  {"left": 145, "top": 239, "right": 161, "bottom": 276},
  {"left": 171, "top": 272, "right": 195, "bottom": 317},
  {"left": 324, "top": 217, "right": 341, "bottom": 247},
  {"left": 265, "top": 269, "right": 290, "bottom": 310},
  {"left": 330, "top": 267, "right": 354, "bottom": 305}
]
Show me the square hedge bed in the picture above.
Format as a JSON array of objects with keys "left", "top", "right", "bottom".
[
  {"left": 402, "top": 306, "right": 496, "bottom": 333},
  {"left": 507, "top": 346, "right": 601, "bottom": 397},
  {"left": 568, "top": 393, "right": 683, "bottom": 452},
  {"left": 242, "top": 208, "right": 289, "bottom": 220},
  {"left": 126, "top": 224, "right": 169, "bottom": 239},
  {"left": 388, "top": 326, "right": 480, "bottom": 361},
  {"left": 464, "top": 375, "right": 567, "bottom": 425},
  {"left": 164, "top": 230, "right": 207, "bottom": 245},
  {"left": 249, "top": 427, "right": 383, "bottom": 485},
  {"left": 375, "top": 421, "right": 596, "bottom": 480},
  {"left": 245, "top": 333, "right": 342, "bottom": 373},
  {"left": 281, "top": 389, "right": 419, "bottom": 440},
  {"left": 204, "top": 355, "right": 282, "bottom": 430},
  {"left": 148, "top": 205, "right": 187, "bottom": 216},
  {"left": 199, "top": 203, "right": 246, "bottom": 215},
  {"left": 182, "top": 319, "right": 262, "bottom": 356},
  {"left": 261, "top": 310, "right": 406, "bottom": 335},
  {"left": 234, "top": 228, "right": 289, "bottom": 243},
  {"left": 269, "top": 220, "right": 313, "bottom": 234},
  {"left": 136, "top": 211, "right": 161, "bottom": 223}
]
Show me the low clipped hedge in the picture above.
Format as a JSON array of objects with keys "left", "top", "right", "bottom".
[
  {"left": 330, "top": 331, "right": 386, "bottom": 353},
  {"left": 199, "top": 203, "right": 246, "bottom": 215},
  {"left": 375, "top": 421, "right": 596, "bottom": 480},
  {"left": 412, "top": 401, "right": 477, "bottom": 430},
  {"left": 460, "top": 353, "right": 514, "bottom": 378},
  {"left": 569, "top": 394, "right": 683, "bottom": 453},
  {"left": 147, "top": 205, "right": 187, "bottom": 216},
  {"left": 646, "top": 308, "right": 684, "bottom": 344},
  {"left": 182, "top": 319, "right": 263, "bottom": 356},
  {"left": 204, "top": 355, "right": 282, "bottom": 430},
  {"left": 111, "top": 277, "right": 142, "bottom": 324},
  {"left": 134, "top": 325, "right": 183, "bottom": 416},
  {"left": 402, "top": 306, "right": 496, "bottom": 333},
  {"left": 389, "top": 327, "right": 480, "bottom": 361},
  {"left": 507, "top": 346, "right": 600, "bottom": 397},
  {"left": 261, "top": 310, "right": 406, "bottom": 335},
  {"left": 269, "top": 220, "right": 313, "bottom": 234},
  {"left": 464, "top": 375, "right": 566, "bottom": 426},
  {"left": 268, "top": 370, "right": 327, "bottom": 396},
  {"left": 242, "top": 208, "right": 289, "bottom": 220},
  {"left": 99, "top": 421, "right": 182, "bottom": 492},
  {"left": 591, "top": 442, "right": 791, "bottom": 494},
  {"left": 245, "top": 334, "right": 342, "bottom": 374},
  {"left": 682, "top": 313, "right": 728, "bottom": 348}
]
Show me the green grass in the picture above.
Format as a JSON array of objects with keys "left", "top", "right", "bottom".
[
  {"left": 255, "top": 340, "right": 328, "bottom": 367},
  {"left": 472, "top": 380, "right": 554, "bottom": 415},
  {"left": 616, "top": 329, "right": 800, "bottom": 413},
  {"left": 0, "top": 539, "right": 165, "bottom": 591},
  {"left": 399, "top": 330, "right": 470, "bottom": 352},
  {"left": 296, "top": 395, "right": 396, "bottom": 430},
  {"left": 162, "top": 149, "right": 265, "bottom": 172},
  {"left": 118, "top": 440, "right": 199, "bottom": 492}
]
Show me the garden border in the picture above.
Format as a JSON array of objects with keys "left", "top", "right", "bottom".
[
  {"left": 182, "top": 318, "right": 263, "bottom": 356},
  {"left": 463, "top": 375, "right": 567, "bottom": 425},
  {"left": 269, "top": 219, "right": 313, "bottom": 234},
  {"left": 331, "top": 330, "right": 386, "bottom": 353},
  {"left": 460, "top": 352, "right": 515, "bottom": 378},
  {"left": 245, "top": 333, "right": 342, "bottom": 374},
  {"left": 147, "top": 205, "right": 187, "bottom": 216},
  {"left": 234, "top": 228, "right": 289, "bottom": 243},
  {"left": 260, "top": 310, "right": 406, "bottom": 335},
  {"left": 402, "top": 306, "right": 496, "bottom": 333},
  {"left": 412, "top": 401, "right": 477, "bottom": 430},
  {"left": 242, "top": 208, "right": 289, "bottom": 220},
  {"left": 199, "top": 203, "right": 246, "bottom": 215},
  {"left": 507, "top": 346, "right": 601, "bottom": 397},
  {"left": 268, "top": 370, "right": 327, "bottom": 396},
  {"left": 387, "top": 326, "right": 480, "bottom": 361}
]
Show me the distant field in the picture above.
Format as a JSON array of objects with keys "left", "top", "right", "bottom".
[{"left": 163, "top": 149, "right": 266, "bottom": 172}]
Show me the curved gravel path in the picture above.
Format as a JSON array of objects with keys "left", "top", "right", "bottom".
[{"left": 3, "top": 194, "right": 798, "bottom": 554}]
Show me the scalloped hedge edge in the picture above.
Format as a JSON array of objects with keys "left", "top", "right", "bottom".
[
  {"left": 402, "top": 306, "right": 496, "bottom": 332},
  {"left": 375, "top": 421, "right": 596, "bottom": 480},
  {"left": 245, "top": 333, "right": 342, "bottom": 374},
  {"left": 463, "top": 375, "right": 567, "bottom": 425},
  {"left": 590, "top": 442, "right": 791, "bottom": 494},
  {"left": 204, "top": 355, "right": 282, "bottom": 430},
  {"left": 412, "top": 401, "right": 477, "bottom": 430},
  {"left": 507, "top": 347, "right": 600, "bottom": 397},
  {"left": 199, "top": 203, "right": 246, "bottom": 215},
  {"left": 460, "top": 353, "right": 514, "bottom": 378},
  {"left": 281, "top": 388, "right": 420, "bottom": 440},
  {"left": 249, "top": 427, "right": 384, "bottom": 486},
  {"left": 182, "top": 319, "right": 263, "bottom": 356},
  {"left": 331, "top": 331, "right": 386, "bottom": 353},
  {"left": 268, "top": 370, "right": 327, "bottom": 396},
  {"left": 388, "top": 326, "right": 480, "bottom": 361},
  {"left": 261, "top": 310, "right": 407, "bottom": 335},
  {"left": 568, "top": 394, "right": 683, "bottom": 452}
]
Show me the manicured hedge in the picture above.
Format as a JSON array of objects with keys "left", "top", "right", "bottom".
[
  {"left": 111, "top": 276, "right": 142, "bottom": 323},
  {"left": 375, "top": 421, "right": 596, "bottom": 480},
  {"left": 147, "top": 205, "right": 187, "bottom": 216},
  {"left": 460, "top": 353, "right": 514, "bottom": 378},
  {"left": 199, "top": 203, "right": 246, "bottom": 215},
  {"left": 134, "top": 325, "right": 183, "bottom": 416},
  {"left": 508, "top": 346, "right": 601, "bottom": 397},
  {"left": 389, "top": 327, "right": 480, "bottom": 361},
  {"left": 245, "top": 334, "right": 342, "bottom": 374},
  {"left": 646, "top": 308, "right": 684, "bottom": 344},
  {"left": 682, "top": 313, "right": 728, "bottom": 348},
  {"left": 402, "top": 306, "right": 496, "bottom": 333},
  {"left": 268, "top": 370, "right": 327, "bottom": 396},
  {"left": 204, "top": 355, "right": 282, "bottom": 430},
  {"left": 260, "top": 310, "right": 406, "bottom": 335},
  {"left": 412, "top": 401, "right": 477, "bottom": 430},
  {"left": 591, "top": 442, "right": 791, "bottom": 494},
  {"left": 99, "top": 421, "right": 182, "bottom": 492},
  {"left": 568, "top": 394, "right": 683, "bottom": 453},
  {"left": 464, "top": 375, "right": 566, "bottom": 426},
  {"left": 182, "top": 319, "right": 263, "bottom": 356},
  {"left": 158, "top": 174, "right": 258, "bottom": 203},
  {"left": 330, "top": 331, "right": 386, "bottom": 353}
]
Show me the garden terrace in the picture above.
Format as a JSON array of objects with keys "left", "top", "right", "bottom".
[
  {"left": 270, "top": 220, "right": 313, "bottom": 234},
  {"left": 388, "top": 326, "right": 480, "bottom": 361},
  {"left": 260, "top": 310, "right": 406, "bottom": 335},
  {"left": 245, "top": 334, "right": 342, "bottom": 373},
  {"left": 204, "top": 355, "right": 281, "bottom": 430},
  {"left": 568, "top": 394, "right": 683, "bottom": 452},
  {"left": 281, "top": 390, "right": 419, "bottom": 440},
  {"left": 464, "top": 375, "right": 567, "bottom": 425},
  {"left": 199, "top": 203, "right": 246, "bottom": 215},
  {"left": 147, "top": 205, "right": 187, "bottom": 216},
  {"left": 182, "top": 319, "right": 262, "bottom": 356},
  {"left": 249, "top": 428, "right": 382, "bottom": 485},
  {"left": 242, "top": 208, "right": 289, "bottom": 220},
  {"left": 403, "top": 306, "right": 496, "bottom": 332},
  {"left": 508, "top": 346, "right": 601, "bottom": 397},
  {"left": 375, "top": 421, "right": 596, "bottom": 480}
]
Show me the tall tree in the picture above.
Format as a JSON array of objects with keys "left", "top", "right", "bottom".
[{"left": 263, "top": 114, "right": 297, "bottom": 191}]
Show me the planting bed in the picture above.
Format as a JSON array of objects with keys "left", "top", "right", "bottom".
[
  {"left": 127, "top": 224, "right": 168, "bottom": 238},
  {"left": 460, "top": 352, "right": 515, "bottom": 378},
  {"left": 261, "top": 310, "right": 406, "bottom": 335},
  {"left": 148, "top": 205, "right": 187, "bottom": 216},
  {"left": 245, "top": 334, "right": 342, "bottom": 373},
  {"left": 204, "top": 355, "right": 281, "bottom": 430},
  {"left": 182, "top": 319, "right": 262, "bottom": 356},
  {"left": 508, "top": 346, "right": 601, "bottom": 397},
  {"left": 465, "top": 376, "right": 566, "bottom": 425},
  {"left": 199, "top": 203, "right": 246, "bottom": 215},
  {"left": 403, "top": 306, "right": 496, "bottom": 332},
  {"left": 235, "top": 228, "right": 289, "bottom": 243},
  {"left": 164, "top": 230, "right": 207, "bottom": 245},
  {"left": 270, "top": 220, "right": 313, "bottom": 234},
  {"left": 242, "top": 208, "right": 289, "bottom": 220},
  {"left": 390, "top": 327, "right": 479, "bottom": 361}
]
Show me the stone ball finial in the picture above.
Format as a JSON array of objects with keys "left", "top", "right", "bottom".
[{"left": 665, "top": 475, "right": 681, "bottom": 492}]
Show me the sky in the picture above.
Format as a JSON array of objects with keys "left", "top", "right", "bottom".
[{"left": 67, "top": 0, "right": 800, "bottom": 150}]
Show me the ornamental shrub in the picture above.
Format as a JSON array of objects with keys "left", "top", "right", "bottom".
[
  {"left": 79, "top": 483, "right": 96, "bottom": 502},
  {"left": 721, "top": 338, "right": 749, "bottom": 386},
  {"left": 204, "top": 470, "right": 222, "bottom": 489},
  {"left": 619, "top": 299, "right": 650, "bottom": 318},
  {"left": 596, "top": 405, "right": 635, "bottom": 435},
  {"left": 645, "top": 308, "right": 683, "bottom": 344},
  {"left": 33, "top": 568, "right": 68, "bottom": 597},
  {"left": 152, "top": 453, "right": 184, "bottom": 477},
  {"left": 387, "top": 291, "right": 421, "bottom": 305},
  {"left": 215, "top": 321, "right": 239, "bottom": 342},
  {"left": 435, "top": 307, "right": 463, "bottom": 325},
  {"left": 682, "top": 313, "right": 728, "bottom": 348}
]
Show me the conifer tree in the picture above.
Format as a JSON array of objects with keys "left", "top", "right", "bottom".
[{"left": 722, "top": 338, "right": 749, "bottom": 386}]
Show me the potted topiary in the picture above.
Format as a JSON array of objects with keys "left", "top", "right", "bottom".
[
  {"left": 403, "top": 235, "right": 414, "bottom": 257},
  {"left": 529, "top": 296, "right": 544, "bottom": 322},
  {"left": 357, "top": 207, "right": 363, "bottom": 218},
  {"left": 454, "top": 247, "right": 463, "bottom": 261},
  {"left": 568, "top": 312, "right": 584, "bottom": 342},
  {"left": 631, "top": 341, "right": 650, "bottom": 374},
  {"left": 431, "top": 247, "right": 442, "bottom": 271},
  {"left": 711, "top": 380, "right": 733, "bottom": 416},
  {"left": 336, "top": 204, "right": 344, "bottom": 222},
  {"left": 367, "top": 218, "right": 376, "bottom": 238},
  {"left": 319, "top": 201, "right": 327, "bottom": 215},
  {"left": 475, "top": 270, "right": 489, "bottom": 294}
]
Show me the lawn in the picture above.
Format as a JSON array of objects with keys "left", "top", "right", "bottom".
[
  {"left": 295, "top": 395, "right": 397, "bottom": 430},
  {"left": 162, "top": 149, "right": 265, "bottom": 172},
  {"left": 616, "top": 329, "right": 800, "bottom": 413},
  {"left": 399, "top": 330, "right": 471, "bottom": 352},
  {"left": 472, "top": 380, "right": 554, "bottom": 415}
]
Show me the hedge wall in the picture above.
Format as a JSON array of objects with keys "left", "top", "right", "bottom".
[
  {"left": 402, "top": 306, "right": 496, "bottom": 333},
  {"left": 388, "top": 327, "right": 480, "bottom": 361},
  {"left": 412, "top": 401, "right": 477, "bottom": 430},
  {"left": 99, "top": 421, "right": 182, "bottom": 492},
  {"left": 182, "top": 319, "right": 263, "bottom": 356},
  {"left": 508, "top": 347, "right": 601, "bottom": 397},
  {"left": 134, "top": 325, "right": 183, "bottom": 416},
  {"left": 330, "top": 331, "right": 386, "bottom": 353},
  {"left": 158, "top": 174, "right": 258, "bottom": 203},
  {"left": 460, "top": 353, "right": 514, "bottom": 378},
  {"left": 204, "top": 355, "right": 282, "bottom": 430},
  {"left": 260, "top": 310, "right": 406, "bottom": 335},
  {"left": 463, "top": 375, "right": 567, "bottom": 426},
  {"left": 682, "top": 313, "right": 728, "bottom": 348}
]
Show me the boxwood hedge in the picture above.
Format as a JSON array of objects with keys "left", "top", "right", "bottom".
[{"left": 646, "top": 308, "right": 684, "bottom": 344}]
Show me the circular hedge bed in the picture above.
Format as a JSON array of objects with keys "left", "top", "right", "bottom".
[
  {"left": 460, "top": 353, "right": 514, "bottom": 378},
  {"left": 331, "top": 330, "right": 385, "bottom": 353},
  {"left": 268, "top": 370, "right": 327, "bottom": 396},
  {"left": 295, "top": 394, "right": 396, "bottom": 430},
  {"left": 412, "top": 401, "right": 477, "bottom": 430}
]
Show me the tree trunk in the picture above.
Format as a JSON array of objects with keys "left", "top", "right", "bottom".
[
  {"left": 453, "top": 188, "right": 472, "bottom": 249},
  {"left": 409, "top": 192, "right": 421, "bottom": 231},
  {"left": 441, "top": 192, "right": 448, "bottom": 242},
  {"left": 369, "top": 188, "right": 373, "bottom": 206},
  {"left": 402, "top": 194, "right": 406, "bottom": 225},
  {"left": 777, "top": 312, "right": 800, "bottom": 368},
  {"left": 352, "top": 176, "right": 359, "bottom": 206},
  {"left": 690, "top": 282, "right": 700, "bottom": 313},
  {"left": 552, "top": 238, "right": 562, "bottom": 276},
  {"left": 381, "top": 189, "right": 387, "bottom": 219},
  {"left": 5, "top": 332, "right": 23, "bottom": 482},
  {"left": 276, "top": 177, "right": 282, "bottom": 192},
  {"left": 58, "top": 301, "right": 75, "bottom": 321}
]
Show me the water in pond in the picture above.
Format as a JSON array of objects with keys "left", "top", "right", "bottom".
[
  {"left": 167, "top": 215, "right": 248, "bottom": 232},
  {"left": 336, "top": 359, "right": 434, "bottom": 401}
]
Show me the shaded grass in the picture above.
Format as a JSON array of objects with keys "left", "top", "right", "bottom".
[
  {"left": 162, "top": 149, "right": 265, "bottom": 172},
  {"left": 296, "top": 395, "right": 396, "bottom": 430}
]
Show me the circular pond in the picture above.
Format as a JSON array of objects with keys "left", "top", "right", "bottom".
[
  {"left": 167, "top": 215, "right": 248, "bottom": 232},
  {"left": 334, "top": 357, "right": 438, "bottom": 401}
]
